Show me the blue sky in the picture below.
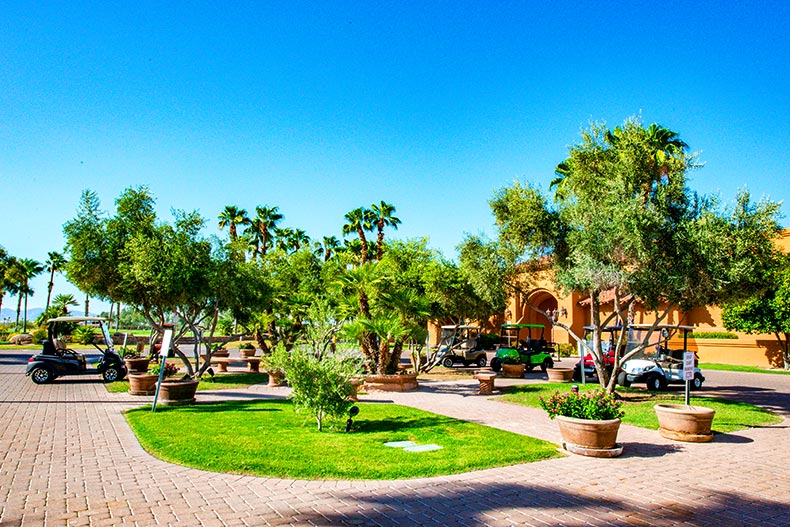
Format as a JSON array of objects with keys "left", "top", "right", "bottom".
[{"left": 2, "top": 1, "right": 789, "bottom": 313}]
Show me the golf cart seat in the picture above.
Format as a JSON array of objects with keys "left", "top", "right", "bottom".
[{"left": 42, "top": 340, "right": 58, "bottom": 356}]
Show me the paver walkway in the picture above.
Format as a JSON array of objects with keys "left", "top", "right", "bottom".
[{"left": 2, "top": 351, "right": 789, "bottom": 527}]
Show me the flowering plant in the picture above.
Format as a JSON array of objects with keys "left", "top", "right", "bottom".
[
  {"left": 539, "top": 389, "right": 624, "bottom": 420},
  {"left": 149, "top": 361, "right": 180, "bottom": 378}
]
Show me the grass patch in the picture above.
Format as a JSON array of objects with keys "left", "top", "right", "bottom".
[
  {"left": 125, "top": 399, "right": 560, "bottom": 479},
  {"left": 700, "top": 363, "right": 790, "bottom": 375},
  {"left": 499, "top": 383, "right": 782, "bottom": 434},
  {"left": 106, "top": 373, "right": 269, "bottom": 393}
]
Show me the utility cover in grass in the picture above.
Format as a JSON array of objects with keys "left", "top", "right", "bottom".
[
  {"left": 404, "top": 444, "right": 443, "bottom": 452},
  {"left": 125, "top": 399, "right": 560, "bottom": 480}
]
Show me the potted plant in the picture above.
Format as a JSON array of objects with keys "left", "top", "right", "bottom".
[
  {"left": 151, "top": 361, "right": 198, "bottom": 406},
  {"left": 238, "top": 342, "right": 257, "bottom": 358},
  {"left": 260, "top": 353, "right": 284, "bottom": 387},
  {"left": 540, "top": 389, "right": 625, "bottom": 457},
  {"left": 501, "top": 356, "right": 525, "bottom": 378},
  {"left": 210, "top": 342, "right": 229, "bottom": 357},
  {"left": 654, "top": 403, "right": 715, "bottom": 442},
  {"left": 120, "top": 346, "right": 150, "bottom": 374}
]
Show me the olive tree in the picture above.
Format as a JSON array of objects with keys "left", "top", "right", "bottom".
[{"left": 461, "top": 117, "right": 781, "bottom": 391}]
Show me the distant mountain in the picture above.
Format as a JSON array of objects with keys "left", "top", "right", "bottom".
[{"left": 1, "top": 307, "right": 44, "bottom": 323}]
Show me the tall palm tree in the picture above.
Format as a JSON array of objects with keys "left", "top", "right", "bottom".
[
  {"left": 250, "top": 205, "right": 283, "bottom": 257},
  {"left": 45, "top": 251, "right": 67, "bottom": 309},
  {"left": 342, "top": 207, "right": 374, "bottom": 265},
  {"left": 0, "top": 246, "right": 9, "bottom": 317},
  {"left": 370, "top": 201, "right": 401, "bottom": 261},
  {"left": 217, "top": 205, "right": 250, "bottom": 242},
  {"left": 17, "top": 258, "right": 44, "bottom": 331}
]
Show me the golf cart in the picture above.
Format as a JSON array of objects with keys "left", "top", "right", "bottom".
[
  {"left": 572, "top": 325, "right": 628, "bottom": 382},
  {"left": 25, "top": 316, "right": 127, "bottom": 384},
  {"left": 617, "top": 324, "right": 705, "bottom": 391},
  {"left": 430, "top": 325, "right": 488, "bottom": 368},
  {"left": 490, "top": 323, "right": 554, "bottom": 373}
]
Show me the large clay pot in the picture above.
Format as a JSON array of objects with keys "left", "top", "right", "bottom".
[
  {"left": 124, "top": 357, "right": 151, "bottom": 374},
  {"left": 239, "top": 348, "right": 256, "bottom": 358},
  {"left": 364, "top": 373, "right": 419, "bottom": 392},
  {"left": 654, "top": 404, "right": 715, "bottom": 442},
  {"left": 212, "top": 348, "right": 230, "bottom": 358},
  {"left": 546, "top": 368, "right": 574, "bottom": 382},
  {"left": 128, "top": 373, "right": 158, "bottom": 395},
  {"left": 267, "top": 369, "right": 284, "bottom": 387},
  {"left": 348, "top": 378, "right": 364, "bottom": 401},
  {"left": 502, "top": 363, "right": 526, "bottom": 378},
  {"left": 556, "top": 415, "right": 623, "bottom": 457},
  {"left": 474, "top": 371, "right": 497, "bottom": 395},
  {"left": 158, "top": 379, "right": 199, "bottom": 406}
]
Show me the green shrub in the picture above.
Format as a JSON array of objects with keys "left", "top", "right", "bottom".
[
  {"left": 30, "top": 327, "right": 48, "bottom": 343},
  {"left": 269, "top": 344, "right": 363, "bottom": 431},
  {"left": 478, "top": 333, "right": 499, "bottom": 349},
  {"left": 689, "top": 331, "right": 738, "bottom": 339},
  {"left": 554, "top": 343, "right": 576, "bottom": 357},
  {"left": 73, "top": 326, "right": 97, "bottom": 345},
  {"left": 149, "top": 361, "right": 179, "bottom": 378},
  {"left": 216, "top": 318, "right": 234, "bottom": 336},
  {"left": 539, "top": 389, "right": 624, "bottom": 420},
  {"left": 239, "top": 342, "right": 255, "bottom": 350}
]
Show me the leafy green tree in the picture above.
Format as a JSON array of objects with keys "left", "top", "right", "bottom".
[
  {"left": 461, "top": 117, "right": 781, "bottom": 391},
  {"left": 36, "top": 294, "right": 79, "bottom": 325},
  {"left": 246, "top": 205, "right": 283, "bottom": 258},
  {"left": 314, "top": 236, "right": 341, "bottom": 262},
  {"left": 45, "top": 251, "right": 68, "bottom": 309},
  {"left": 722, "top": 254, "right": 790, "bottom": 369}
]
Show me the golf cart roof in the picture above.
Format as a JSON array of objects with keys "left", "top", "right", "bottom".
[
  {"left": 47, "top": 316, "right": 108, "bottom": 323},
  {"left": 629, "top": 324, "right": 694, "bottom": 331},
  {"left": 501, "top": 323, "right": 545, "bottom": 329}
]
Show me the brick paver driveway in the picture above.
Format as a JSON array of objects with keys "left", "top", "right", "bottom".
[{"left": 2, "top": 351, "right": 789, "bottom": 527}]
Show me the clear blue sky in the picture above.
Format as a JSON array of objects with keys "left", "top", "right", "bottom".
[{"left": 2, "top": 1, "right": 789, "bottom": 313}]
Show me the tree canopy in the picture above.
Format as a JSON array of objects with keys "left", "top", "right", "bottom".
[{"left": 461, "top": 117, "right": 781, "bottom": 390}]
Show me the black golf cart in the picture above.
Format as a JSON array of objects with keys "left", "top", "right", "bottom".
[
  {"left": 25, "top": 316, "right": 127, "bottom": 384},
  {"left": 490, "top": 323, "right": 554, "bottom": 372}
]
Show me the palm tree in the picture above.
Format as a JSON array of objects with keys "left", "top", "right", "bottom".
[
  {"left": 314, "top": 236, "right": 341, "bottom": 262},
  {"left": 342, "top": 207, "right": 374, "bottom": 265},
  {"left": 250, "top": 205, "right": 283, "bottom": 257},
  {"left": 17, "top": 258, "right": 44, "bottom": 331},
  {"left": 370, "top": 201, "right": 401, "bottom": 261},
  {"left": 217, "top": 205, "right": 250, "bottom": 242},
  {"left": 0, "top": 246, "right": 9, "bottom": 317},
  {"left": 45, "top": 251, "right": 67, "bottom": 309}
]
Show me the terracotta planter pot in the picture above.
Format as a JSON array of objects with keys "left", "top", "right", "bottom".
[
  {"left": 158, "top": 379, "right": 199, "bottom": 406},
  {"left": 654, "top": 404, "right": 715, "bottom": 442},
  {"left": 502, "top": 363, "right": 526, "bottom": 378},
  {"left": 267, "top": 369, "right": 284, "bottom": 387},
  {"left": 364, "top": 373, "right": 419, "bottom": 392},
  {"left": 474, "top": 371, "right": 497, "bottom": 395},
  {"left": 212, "top": 349, "right": 230, "bottom": 358},
  {"left": 556, "top": 415, "right": 623, "bottom": 457},
  {"left": 128, "top": 373, "right": 158, "bottom": 395},
  {"left": 124, "top": 357, "right": 151, "bottom": 374},
  {"left": 348, "top": 378, "right": 364, "bottom": 401},
  {"left": 239, "top": 348, "right": 256, "bottom": 358},
  {"left": 546, "top": 368, "right": 574, "bottom": 382}
]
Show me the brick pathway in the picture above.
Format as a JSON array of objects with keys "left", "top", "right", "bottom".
[{"left": 2, "top": 352, "right": 789, "bottom": 526}]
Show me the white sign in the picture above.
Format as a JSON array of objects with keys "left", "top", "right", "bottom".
[
  {"left": 159, "top": 328, "right": 174, "bottom": 358},
  {"left": 683, "top": 351, "right": 695, "bottom": 381}
]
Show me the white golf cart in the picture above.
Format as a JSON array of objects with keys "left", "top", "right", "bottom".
[
  {"left": 618, "top": 324, "right": 705, "bottom": 391},
  {"left": 427, "top": 325, "right": 488, "bottom": 369}
]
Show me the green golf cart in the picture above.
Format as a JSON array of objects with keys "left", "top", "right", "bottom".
[{"left": 490, "top": 323, "right": 554, "bottom": 373}]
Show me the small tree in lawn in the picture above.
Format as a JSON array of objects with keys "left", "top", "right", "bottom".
[
  {"left": 722, "top": 254, "right": 790, "bottom": 370},
  {"left": 460, "top": 117, "right": 781, "bottom": 392}
]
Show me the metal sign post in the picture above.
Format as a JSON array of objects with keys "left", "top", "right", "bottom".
[
  {"left": 683, "top": 351, "right": 695, "bottom": 406},
  {"left": 151, "top": 325, "right": 174, "bottom": 412}
]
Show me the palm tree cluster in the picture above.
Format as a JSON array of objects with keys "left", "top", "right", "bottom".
[
  {"left": 0, "top": 246, "right": 68, "bottom": 331},
  {"left": 218, "top": 205, "right": 313, "bottom": 260}
]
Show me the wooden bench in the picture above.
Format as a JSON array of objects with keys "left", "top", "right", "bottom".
[{"left": 239, "top": 357, "right": 261, "bottom": 373}]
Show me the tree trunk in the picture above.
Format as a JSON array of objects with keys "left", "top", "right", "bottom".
[
  {"left": 84, "top": 295, "right": 90, "bottom": 316},
  {"left": 46, "top": 269, "right": 55, "bottom": 309},
  {"left": 15, "top": 293, "right": 22, "bottom": 327},
  {"left": 780, "top": 333, "right": 790, "bottom": 370}
]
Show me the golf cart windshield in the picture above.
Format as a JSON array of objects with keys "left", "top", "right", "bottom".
[
  {"left": 628, "top": 324, "right": 693, "bottom": 359},
  {"left": 47, "top": 316, "right": 115, "bottom": 354}
]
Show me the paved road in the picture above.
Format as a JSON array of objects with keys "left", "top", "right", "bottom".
[{"left": 1, "top": 351, "right": 789, "bottom": 527}]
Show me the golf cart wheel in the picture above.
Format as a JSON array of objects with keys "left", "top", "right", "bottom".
[
  {"left": 30, "top": 367, "right": 54, "bottom": 384},
  {"left": 102, "top": 367, "right": 121, "bottom": 383},
  {"left": 646, "top": 374, "right": 667, "bottom": 391},
  {"left": 525, "top": 364, "right": 535, "bottom": 373},
  {"left": 617, "top": 372, "right": 631, "bottom": 388},
  {"left": 476, "top": 356, "right": 487, "bottom": 368},
  {"left": 490, "top": 357, "right": 502, "bottom": 372},
  {"left": 540, "top": 357, "right": 554, "bottom": 372},
  {"left": 691, "top": 373, "right": 704, "bottom": 390},
  {"left": 441, "top": 357, "right": 454, "bottom": 368},
  {"left": 571, "top": 365, "right": 581, "bottom": 382}
]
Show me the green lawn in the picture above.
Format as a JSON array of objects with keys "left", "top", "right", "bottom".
[
  {"left": 498, "top": 383, "right": 782, "bottom": 433},
  {"left": 106, "top": 373, "right": 269, "bottom": 393},
  {"left": 125, "top": 400, "right": 561, "bottom": 479},
  {"left": 700, "top": 363, "right": 790, "bottom": 375}
]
